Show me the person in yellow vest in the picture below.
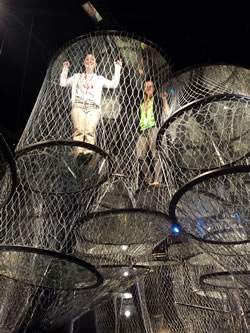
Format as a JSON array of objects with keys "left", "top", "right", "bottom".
[{"left": 136, "top": 80, "right": 170, "bottom": 185}]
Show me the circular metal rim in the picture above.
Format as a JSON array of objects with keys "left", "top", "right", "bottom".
[
  {"left": 157, "top": 93, "right": 250, "bottom": 171},
  {"left": 0, "top": 245, "right": 103, "bottom": 290},
  {"left": 169, "top": 164, "right": 250, "bottom": 245},
  {"left": 15, "top": 139, "right": 110, "bottom": 159},
  {"left": 15, "top": 139, "right": 111, "bottom": 194},
  {"left": 169, "top": 63, "right": 250, "bottom": 80},
  {"left": 47, "top": 29, "right": 170, "bottom": 74},
  {"left": 98, "top": 264, "right": 151, "bottom": 276},
  {"left": 75, "top": 208, "right": 172, "bottom": 246},
  {"left": 200, "top": 271, "right": 250, "bottom": 290}
]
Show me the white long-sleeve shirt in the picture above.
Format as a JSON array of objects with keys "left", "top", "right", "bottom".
[{"left": 60, "top": 64, "right": 121, "bottom": 107}]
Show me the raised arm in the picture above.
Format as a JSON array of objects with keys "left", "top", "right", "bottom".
[
  {"left": 161, "top": 92, "right": 170, "bottom": 116},
  {"left": 60, "top": 61, "right": 74, "bottom": 87},
  {"left": 102, "top": 60, "right": 122, "bottom": 89}
]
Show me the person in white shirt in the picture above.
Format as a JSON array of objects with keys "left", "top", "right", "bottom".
[{"left": 60, "top": 54, "right": 122, "bottom": 156}]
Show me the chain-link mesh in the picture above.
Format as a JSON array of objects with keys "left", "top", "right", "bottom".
[
  {"left": 0, "top": 30, "right": 249, "bottom": 332},
  {"left": 14, "top": 31, "right": 172, "bottom": 215},
  {"left": 165, "top": 65, "right": 250, "bottom": 115},
  {"left": 0, "top": 276, "right": 36, "bottom": 333},
  {"left": 95, "top": 259, "right": 250, "bottom": 333},
  {"left": 158, "top": 94, "right": 250, "bottom": 195},
  {"left": 200, "top": 270, "right": 250, "bottom": 332},
  {"left": 75, "top": 209, "right": 172, "bottom": 261},
  {"left": 15, "top": 141, "right": 109, "bottom": 194},
  {"left": 170, "top": 165, "right": 250, "bottom": 287}
]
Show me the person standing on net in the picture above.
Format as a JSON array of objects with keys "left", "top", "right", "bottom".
[
  {"left": 60, "top": 54, "right": 122, "bottom": 157},
  {"left": 136, "top": 80, "right": 170, "bottom": 186}
]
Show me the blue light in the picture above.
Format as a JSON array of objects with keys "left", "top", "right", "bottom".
[
  {"left": 235, "top": 211, "right": 241, "bottom": 223},
  {"left": 172, "top": 226, "right": 180, "bottom": 234},
  {"left": 170, "top": 89, "right": 174, "bottom": 94}
]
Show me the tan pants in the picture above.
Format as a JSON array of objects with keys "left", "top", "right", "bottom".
[
  {"left": 71, "top": 102, "right": 101, "bottom": 155},
  {"left": 136, "top": 127, "right": 162, "bottom": 183}
]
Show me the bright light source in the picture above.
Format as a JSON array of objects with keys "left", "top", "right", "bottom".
[
  {"left": 121, "top": 245, "right": 128, "bottom": 251},
  {"left": 123, "top": 271, "right": 129, "bottom": 277},
  {"left": 172, "top": 226, "right": 180, "bottom": 234},
  {"left": 124, "top": 310, "right": 131, "bottom": 318},
  {"left": 82, "top": 2, "right": 103, "bottom": 23},
  {"left": 121, "top": 292, "right": 132, "bottom": 299}
]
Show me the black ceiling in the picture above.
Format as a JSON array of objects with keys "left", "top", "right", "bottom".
[{"left": 0, "top": 0, "right": 249, "bottom": 146}]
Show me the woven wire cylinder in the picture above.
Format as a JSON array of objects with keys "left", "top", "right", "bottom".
[
  {"left": 13, "top": 29, "right": 172, "bottom": 217},
  {"left": 16, "top": 31, "right": 170, "bottom": 183}
]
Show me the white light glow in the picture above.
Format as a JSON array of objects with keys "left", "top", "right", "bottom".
[
  {"left": 123, "top": 271, "right": 129, "bottom": 277},
  {"left": 121, "top": 245, "right": 128, "bottom": 251},
  {"left": 124, "top": 310, "right": 131, "bottom": 317},
  {"left": 122, "top": 292, "right": 132, "bottom": 299}
]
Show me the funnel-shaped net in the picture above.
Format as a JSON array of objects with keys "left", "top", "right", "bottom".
[
  {"left": 170, "top": 165, "right": 250, "bottom": 243},
  {"left": 0, "top": 276, "right": 36, "bottom": 333},
  {"left": 94, "top": 259, "right": 249, "bottom": 332},
  {"left": 15, "top": 141, "right": 109, "bottom": 194},
  {"left": 169, "top": 165, "right": 250, "bottom": 288},
  {"left": 0, "top": 246, "right": 102, "bottom": 290},
  {"left": 0, "top": 178, "right": 105, "bottom": 293},
  {"left": 158, "top": 94, "right": 250, "bottom": 194},
  {"left": 14, "top": 31, "right": 171, "bottom": 217},
  {"left": 1, "top": 31, "right": 250, "bottom": 331},
  {"left": 16, "top": 31, "right": 170, "bottom": 186},
  {"left": 19, "top": 264, "right": 150, "bottom": 332},
  {"left": 165, "top": 65, "right": 250, "bottom": 115},
  {"left": 171, "top": 262, "right": 250, "bottom": 332},
  {"left": 74, "top": 209, "right": 173, "bottom": 266}
]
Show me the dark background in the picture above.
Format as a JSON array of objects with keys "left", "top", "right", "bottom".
[
  {"left": 0, "top": 0, "right": 249, "bottom": 149},
  {"left": 0, "top": 1, "right": 249, "bottom": 332}
]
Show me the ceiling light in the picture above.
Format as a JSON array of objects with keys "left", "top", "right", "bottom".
[{"left": 82, "top": 2, "right": 103, "bottom": 23}]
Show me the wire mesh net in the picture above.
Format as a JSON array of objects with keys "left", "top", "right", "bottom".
[
  {"left": 94, "top": 259, "right": 250, "bottom": 333},
  {"left": 14, "top": 31, "right": 171, "bottom": 216},
  {"left": 200, "top": 271, "right": 250, "bottom": 332},
  {"left": 0, "top": 247, "right": 102, "bottom": 290},
  {"left": 170, "top": 165, "right": 250, "bottom": 282},
  {"left": 158, "top": 94, "right": 250, "bottom": 194},
  {"left": 171, "top": 166, "right": 250, "bottom": 243},
  {"left": 0, "top": 276, "right": 36, "bottom": 333},
  {"left": 15, "top": 141, "right": 109, "bottom": 194},
  {"left": 0, "top": 29, "right": 250, "bottom": 331},
  {"left": 74, "top": 209, "right": 173, "bottom": 267},
  {"left": 165, "top": 65, "right": 250, "bottom": 115},
  {"left": 16, "top": 264, "right": 151, "bottom": 332}
]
